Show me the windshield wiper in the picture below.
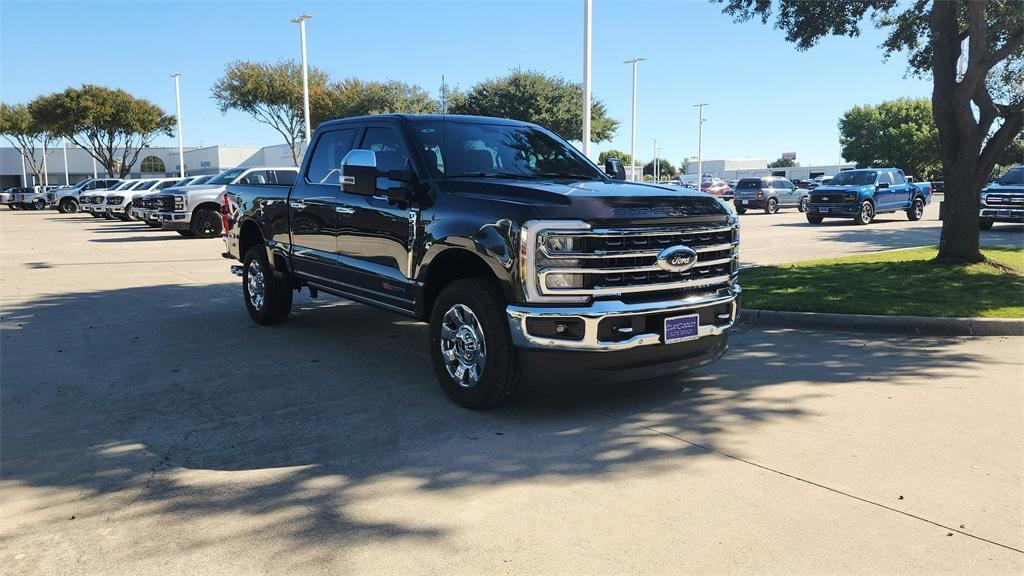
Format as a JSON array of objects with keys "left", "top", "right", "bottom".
[
  {"left": 533, "top": 172, "right": 600, "bottom": 180},
  {"left": 447, "top": 172, "right": 538, "bottom": 180}
]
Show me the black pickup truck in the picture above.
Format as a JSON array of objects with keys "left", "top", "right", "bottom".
[{"left": 223, "top": 114, "right": 740, "bottom": 408}]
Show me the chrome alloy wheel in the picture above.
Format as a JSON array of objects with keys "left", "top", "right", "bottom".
[
  {"left": 912, "top": 199, "right": 924, "bottom": 219},
  {"left": 861, "top": 202, "right": 874, "bottom": 222},
  {"left": 247, "top": 259, "right": 265, "bottom": 311},
  {"left": 439, "top": 304, "right": 486, "bottom": 388}
]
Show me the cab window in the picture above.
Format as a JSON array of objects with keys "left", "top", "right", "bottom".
[{"left": 306, "top": 128, "right": 357, "bottom": 185}]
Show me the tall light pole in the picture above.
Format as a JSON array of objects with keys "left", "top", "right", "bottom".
[
  {"left": 291, "top": 14, "right": 313, "bottom": 155},
  {"left": 582, "top": 0, "right": 592, "bottom": 158},
  {"left": 624, "top": 57, "right": 645, "bottom": 181},
  {"left": 20, "top": 151, "right": 26, "bottom": 186},
  {"left": 92, "top": 153, "right": 97, "bottom": 179},
  {"left": 62, "top": 139, "right": 69, "bottom": 184},
  {"left": 694, "top": 103, "right": 707, "bottom": 187},
  {"left": 652, "top": 138, "right": 657, "bottom": 182},
  {"left": 171, "top": 73, "right": 185, "bottom": 177}
]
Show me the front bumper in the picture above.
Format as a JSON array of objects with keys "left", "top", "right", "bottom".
[
  {"left": 980, "top": 207, "right": 1024, "bottom": 223},
  {"left": 807, "top": 203, "right": 858, "bottom": 217},
  {"left": 157, "top": 210, "right": 190, "bottom": 230},
  {"left": 506, "top": 286, "right": 738, "bottom": 352}
]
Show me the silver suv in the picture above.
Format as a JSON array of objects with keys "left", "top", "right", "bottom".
[{"left": 732, "top": 176, "right": 808, "bottom": 214}]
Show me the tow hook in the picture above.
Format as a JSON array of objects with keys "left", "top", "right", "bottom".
[{"left": 230, "top": 265, "right": 243, "bottom": 277}]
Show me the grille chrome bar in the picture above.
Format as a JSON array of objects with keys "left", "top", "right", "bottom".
[
  {"left": 542, "top": 274, "right": 734, "bottom": 297},
  {"left": 541, "top": 257, "right": 736, "bottom": 277},
  {"left": 540, "top": 241, "right": 738, "bottom": 260}
]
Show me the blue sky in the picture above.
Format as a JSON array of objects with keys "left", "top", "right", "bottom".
[{"left": 1, "top": 0, "right": 932, "bottom": 167}]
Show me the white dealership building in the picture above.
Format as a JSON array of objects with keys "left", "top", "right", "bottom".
[
  {"left": 681, "top": 157, "right": 857, "bottom": 181},
  {"left": 0, "top": 143, "right": 297, "bottom": 189}
]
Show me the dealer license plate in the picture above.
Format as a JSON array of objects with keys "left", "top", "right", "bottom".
[
  {"left": 819, "top": 207, "right": 829, "bottom": 213},
  {"left": 664, "top": 314, "right": 700, "bottom": 344}
]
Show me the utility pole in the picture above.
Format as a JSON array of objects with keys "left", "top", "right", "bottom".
[
  {"left": 291, "top": 14, "right": 313, "bottom": 156},
  {"left": 582, "top": 0, "right": 592, "bottom": 158},
  {"left": 171, "top": 73, "right": 185, "bottom": 177},
  {"left": 624, "top": 57, "right": 645, "bottom": 181},
  {"left": 694, "top": 103, "right": 707, "bottom": 188}
]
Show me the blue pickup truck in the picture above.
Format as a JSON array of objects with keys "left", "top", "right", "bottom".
[
  {"left": 979, "top": 166, "right": 1023, "bottom": 230},
  {"left": 805, "top": 168, "right": 931, "bottom": 225}
]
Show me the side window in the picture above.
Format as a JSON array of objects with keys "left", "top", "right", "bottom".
[
  {"left": 306, "top": 128, "right": 357, "bottom": 185},
  {"left": 782, "top": 179, "right": 794, "bottom": 189},
  {"left": 239, "top": 170, "right": 270, "bottom": 185},
  {"left": 892, "top": 172, "right": 906, "bottom": 185},
  {"left": 271, "top": 170, "right": 297, "bottom": 186},
  {"left": 877, "top": 172, "right": 894, "bottom": 186},
  {"left": 360, "top": 127, "right": 410, "bottom": 173}
]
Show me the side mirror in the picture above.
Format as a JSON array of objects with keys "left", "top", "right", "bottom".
[
  {"left": 876, "top": 182, "right": 890, "bottom": 189},
  {"left": 339, "top": 149, "right": 378, "bottom": 196},
  {"left": 604, "top": 158, "right": 626, "bottom": 181}
]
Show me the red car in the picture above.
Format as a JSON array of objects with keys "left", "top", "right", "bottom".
[{"left": 701, "top": 177, "right": 733, "bottom": 199}]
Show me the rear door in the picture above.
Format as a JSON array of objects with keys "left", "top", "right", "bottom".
[
  {"left": 287, "top": 127, "right": 358, "bottom": 280},
  {"left": 875, "top": 171, "right": 895, "bottom": 210},
  {"left": 890, "top": 171, "right": 912, "bottom": 208},
  {"left": 333, "top": 123, "right": 417, "bottom": 312}
]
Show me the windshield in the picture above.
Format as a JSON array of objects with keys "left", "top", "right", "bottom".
[
  {"left": 996, "top": 167, "right": 1023, "bottom": 185},
  {"left": 410, "top": 121, "right": 604, "bottom": 180},
  {"left": 112, "top": 181, "right": 136, "bottom": 190},
  {"left": 828, "top": 171, "right": 877, "bottom": 186},
  {"left": 132, "top": 181, "right": 157, "bottom": 190},
  {"left": 207, "top": 168, "right": 245, "bottom": 185},
  {"left": 190, "top": 175, "right": 213, "bottom": 185}
]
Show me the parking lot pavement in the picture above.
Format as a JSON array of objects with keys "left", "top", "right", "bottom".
[
  {"left": 1, "top": 209, "right": 1022, "bottom": 575},
  {"left": 737, "top": 199, "right": 1024, "bottom": 266}
]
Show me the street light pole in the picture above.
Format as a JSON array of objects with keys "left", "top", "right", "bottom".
[
  {"left": 582, "top": 0, "right": 592, "bottom": 158},
  {"left": 171, "top": 73, "right": 185, "bottom": 177},
  {"left": 624, "top": 57, "right": 645, "bottom": 181},
  {"left": 20, "top": 151, "right": 26, "bottom": 186},
  {"left": 62, "top": 139, "right": 69, "bottom": 184},
  {"left": 292, "top": 14, "right": 313, "bottom": 157},
  {"left": 652, "top": 138, "right": 657, "bottom": 182},
  {"left": 694, "top": 103, "right": 707, "bottom": 187}
]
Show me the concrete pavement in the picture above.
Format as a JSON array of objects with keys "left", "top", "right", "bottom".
[{"left": 1, "top": 209, "right": 1022, "bottom": 575}]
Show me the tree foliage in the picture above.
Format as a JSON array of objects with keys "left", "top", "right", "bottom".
[
  {"left": 448, "top": 70, "right": 618, "bottom": 143},
  {"left": 716, "top": 0, "right": 1024, "bottom": 263},
  {"left": 212, "top": 60, "right": 329, "bottom": 166},
  {"left": 30, "top": 86, "right": 174, "bottom": 178},
  {"left": 0, "top": 102, "right": 53, "bottom": 184},
  {"left": 768, "top": 157, "right": 798, "bottom": 168},
  {"left": 643, "top": 158, "right": 676, "bottom": 178},
  {"left": 598, "top": 149, "right": 633, "bottom": 165},
  {"left": 315, "top": 78, "right": 438, "bottom": 125},
  {"left": 839, "top": 98, "right": 940, "bottom": 178}
]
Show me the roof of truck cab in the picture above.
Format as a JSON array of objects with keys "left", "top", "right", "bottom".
[{"left": 318, "top": 114, "right": 533, "bottom": 129}]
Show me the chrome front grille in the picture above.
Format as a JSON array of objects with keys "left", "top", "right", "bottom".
[
  {"left": 538, "top": 224, "right": 739, "bottom": 297},
  {"left": 985, "top": 194, "right": 1024, "bottom": 208}
]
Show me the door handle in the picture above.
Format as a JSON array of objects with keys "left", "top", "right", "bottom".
[
  {"left": 289, "top": 200, "right": 305, "bottom": 209},
  {"left": 335, "top": 206, "right": 355, "bottom": 214}
]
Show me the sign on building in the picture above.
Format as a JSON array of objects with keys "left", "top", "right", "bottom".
[{"left": 782, "top": 152, "right": 797, "bottom": 161}]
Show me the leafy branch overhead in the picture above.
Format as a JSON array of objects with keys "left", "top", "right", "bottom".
[{"left": 716, "top": 0, "right": 1023, "bottom": 264}]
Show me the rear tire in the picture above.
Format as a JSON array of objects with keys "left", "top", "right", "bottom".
[
  {"left": 9, "top": 203, "right": 21, "bottom": 210},
  {"left": 429, "top": 278, "right": 520, "bottom": 410},
  {"left": 853, "top": 201, "right": 875, "bottom": 225},
  {"left": 980, "top": 219, "right": 994, "bottom": 230},
  {"left": 58, "top": 198, "right": 78, "bottom": 213},
  {"left": 906, "top": 197, "right": 924, "bottom": 221},
  {"left": 190, "top": 209, "right": 222, "bottom": 238},
  {"left": 32, "top": 199, "right": 46, "bottom": 210},
  {"left": 242, "top": 245, "right": 292, "bottom": 325},
  {"left": 90, "top": 211, "right": 103, "bottom": 218},
  {"left": 764, "top": 197, "right": 779, "bottom": 214},
  {"left": 806, "top": 214, "right": 824, "bottom": 224}
]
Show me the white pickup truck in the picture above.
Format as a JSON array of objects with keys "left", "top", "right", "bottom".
[{"left": 155, "top": 166, "right": 298, "bottom": 238}]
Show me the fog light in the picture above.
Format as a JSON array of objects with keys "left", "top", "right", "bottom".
[
  {"left": 545, "top": 273, "right": 583, "bottom": 290},
  {"left": 544, "top": 235, "right": 576, "bottom": 253}
]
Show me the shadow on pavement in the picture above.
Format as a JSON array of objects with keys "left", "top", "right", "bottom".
[{"left": 0, "top": 283, "right": 985, "bottom": 564}]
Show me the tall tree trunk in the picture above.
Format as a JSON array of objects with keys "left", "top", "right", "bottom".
[{"left": 936, "top": 158, "right": 982, "bottom": 263}]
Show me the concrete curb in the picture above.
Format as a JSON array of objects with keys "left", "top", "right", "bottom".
[{"left": 738, "top": 309, "right": 1024, "bottom": 337}]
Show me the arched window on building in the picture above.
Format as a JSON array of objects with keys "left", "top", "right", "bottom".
[{"left": 140, "top": 156, "right": 166, "bottom": 173}]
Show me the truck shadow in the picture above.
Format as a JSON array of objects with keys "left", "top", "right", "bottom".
[{"left": 0, "top": 283, "right": 985, "bottom": 567}]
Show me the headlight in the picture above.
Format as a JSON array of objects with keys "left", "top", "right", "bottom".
[
  {"left": 981, "top": 193, "right": 988, "bottom": 205},
  {"left": 544, "top": 235, "right": 575, "bottom": 254},
  {"left": 844, "top": 193, "right": 857, "bottom": 202},
  {"left": 520, "top": 220, "right": 591, "bottom": 303}
]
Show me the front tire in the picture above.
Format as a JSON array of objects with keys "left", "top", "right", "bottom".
[
  {"left": 854, "top": 201, "right": 875, "bottom": 225},
  {"left": 907, "top": 197, "right": 925, "bottom": 221},
  {"left": 58, "top": 198, "right": 78, "bottom": 213},
  {"left": 190, "top": 209, "right": 223, "bottom": 238},
  {"left": 32, "top": 199, "right": 46, "bottom": 210},
  {"left": 798, "top": 197, "right": 808, "bottom": 212},
  {"left": 145, "top": 220, "right": 161, "bottom": 228},
  {"left": 806, "top": 214, "right": 824, "bottom": 224},
  {"left": 9, "top": 203, "right": 21, "bottom": 210},
  {"left": 764, "top": 197, "right": 779, "bottom": 214},
  {"left": 734, "top": 205, "right": 747, "bottom": 215},
  {"left": 176, "top": 230, "right": 195, "bottom": 237},
  {"left": 242, "top": 245, "right": 292, "bottom": 325},
  {"left": 429, "top": 278, "right": 520, "bottom": 410},
  {"left": 980, "top": 219, "right": 994, "bottom": 230}
]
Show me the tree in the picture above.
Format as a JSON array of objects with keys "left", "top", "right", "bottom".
[
  {"left": 598, "top": 149, "right": 633, "bottom": 165},
  {"left": 30, "top": 86, "right": 175, "bottom": 178},
  {"left": 212, "top": 60, "right": 329, "bottom": 166},
  {"left": 315, "top": 78, "right": 438, "bottom": 125},
  {"left": 838, "top": 98, "right": 940, "bottom": 179},
  {"left": 0, "top": 102, "right": 53, "bottom": 185},
  {"left": 768, "top": 157, "right": 798, "bottom": 168},
  {"left": 643, "top": 159, "right": 676, "bottom": 178},
  {"left": 449, "top": 70, "right": 618, "bottom": 143},
  {"left": 717, "top": 0, "right": 1023, "bottom": 264}
]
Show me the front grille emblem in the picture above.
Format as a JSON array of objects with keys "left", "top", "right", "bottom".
[{"left": 656, "top": 246, "right": 699, "bottom": 273}]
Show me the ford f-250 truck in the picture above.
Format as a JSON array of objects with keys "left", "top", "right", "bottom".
[
  {"left": 806, "top": 167, "right": 930, "bottom": 225},
  {"left": 223, "top": 114, "right": 740, "bottom": 409},
  {"left": 979, "top": 165, "right": 1023, "bottom": 230}
]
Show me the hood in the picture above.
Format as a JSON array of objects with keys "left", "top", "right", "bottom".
[
  {"left": 168, "top": 184, "right": 226, "bottom": 194},
  {"left": 442, "top": 177, "right": 730, "bottom": 226},
  {"left": 813, "top": 184, "right": 873, "bottom": 194},
  {"left": 984, "top": 182, "right": 1024, "bottom": 193}
]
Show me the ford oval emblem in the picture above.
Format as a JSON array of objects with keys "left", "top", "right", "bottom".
[{"left": 656, "top": 246, "right": 698, "bottom": 272}]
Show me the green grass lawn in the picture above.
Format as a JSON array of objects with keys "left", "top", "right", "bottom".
[{"left": 741, "top": 247, "right": 1024, "bottom": 318}]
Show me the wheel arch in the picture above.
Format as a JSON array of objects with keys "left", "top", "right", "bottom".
[{"left": 419, "top": 247, "right": 504, "bottom": 319}]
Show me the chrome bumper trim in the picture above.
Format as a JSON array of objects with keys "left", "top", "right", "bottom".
[{"left": 506, "top": 286, "right": 739, "bottom": 351}]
